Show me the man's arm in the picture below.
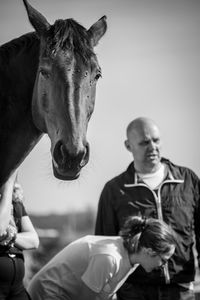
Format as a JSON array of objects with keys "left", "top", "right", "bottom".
[{"left": 95, "top": 182, "right": 119, "bottom": 236}]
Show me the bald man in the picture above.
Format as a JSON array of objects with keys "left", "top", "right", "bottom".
[
  {"left": 125, "top": 117, "right": 162, "bottom": 174},
  {"left": 95, "top": 117, "right": 200, "bottom": 300}
]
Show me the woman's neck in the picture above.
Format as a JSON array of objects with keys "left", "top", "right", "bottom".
[{"left": 129, "top": 252, "right": 141, "bottom": 267}]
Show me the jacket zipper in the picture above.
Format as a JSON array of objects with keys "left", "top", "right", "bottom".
[{"left": 124, "top": 177, "right": 183, "bottom": 284}]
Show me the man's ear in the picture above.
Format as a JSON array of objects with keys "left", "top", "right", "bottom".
[{"left": 125, "top": 140, "right": 131, "bottom": 151}]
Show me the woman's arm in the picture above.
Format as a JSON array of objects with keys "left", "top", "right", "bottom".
[
  {"left": 15, "top": 216, "right": 39, "bottom": 250},
  {"left": 0, "top": 171, "right": 18, "bottom": 235}
]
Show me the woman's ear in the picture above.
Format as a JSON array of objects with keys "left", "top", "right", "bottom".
[{"left": 143, "top": 247, "right": 157, "bottom": 256}]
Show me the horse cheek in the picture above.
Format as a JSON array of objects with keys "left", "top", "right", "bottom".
[
  {"left": 88, "top": 83, "right": 97, "bottom": 115},
  {"left": 32, "top": 82, "right": 47, "bottom": 133}
]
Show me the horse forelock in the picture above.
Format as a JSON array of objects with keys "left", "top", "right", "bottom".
[{"left": 45, "top": 19, "right": 95, "bottom": 63}]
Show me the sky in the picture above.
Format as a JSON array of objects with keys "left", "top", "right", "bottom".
[{"left": 0, "top": 0, "right": 200, "bottom": 215}]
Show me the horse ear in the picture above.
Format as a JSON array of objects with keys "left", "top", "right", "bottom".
[
  {"left": 87, "top": 16, "right": 107, "bottom": 47},
  {"left": 23, "top": 0, "right": 50, "bottom": 35}
]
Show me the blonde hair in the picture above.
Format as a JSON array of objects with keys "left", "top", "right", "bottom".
[{"left": 12, "top": 182, "right": 24, "bottom": 203}]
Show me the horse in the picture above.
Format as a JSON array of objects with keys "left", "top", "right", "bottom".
[{"left": 0, "top": 0, "right": 107, "bottom": 186}]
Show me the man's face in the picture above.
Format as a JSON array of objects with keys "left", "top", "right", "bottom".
[{"left": 126, "top": 123, "right": 161, "bottom": 172}]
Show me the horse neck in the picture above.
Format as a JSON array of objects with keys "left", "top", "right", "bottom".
[
  {"left": 0, "top": 33, "right": 42, "bottom": 185},
  {"left": 0, "top": 32, "right": 40, "bottom": 115}
]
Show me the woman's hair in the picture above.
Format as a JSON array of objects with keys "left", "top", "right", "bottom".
[
  {"left": 12, "top": 182, "right": 24, "bottom": 203},
  {"left": 119, "top": 216, "right": 176, "bottom": 255}
]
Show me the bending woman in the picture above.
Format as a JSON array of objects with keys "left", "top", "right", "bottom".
[{"left": 28, "top": 216, "right": 176, "bottom": 300}]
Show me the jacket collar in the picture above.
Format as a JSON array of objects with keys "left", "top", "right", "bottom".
[{"left": 127, "top": 157, "right": 184, "bottom": 184}]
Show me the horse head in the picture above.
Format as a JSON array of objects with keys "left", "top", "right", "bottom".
[{"left": 23, "top": 0, "right": 107, "bottom": 180}]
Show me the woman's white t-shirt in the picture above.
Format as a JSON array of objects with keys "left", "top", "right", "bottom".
[{"left": 28, "top": 235, "right": 137, "bottom": 300}]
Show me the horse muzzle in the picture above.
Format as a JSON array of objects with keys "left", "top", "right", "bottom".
[{"left": 52, "top": 141, "right": 90, "bottom": 180}]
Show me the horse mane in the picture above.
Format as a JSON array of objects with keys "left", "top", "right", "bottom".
[
  {"left": 0, "top": 32, "right": 39, "bottom": 65},
  {"left": 46, "top": 18, "right": 95, "bottom": 63},
  {"left": 0, "top": 19, "right": 94, "bottom": 64},
  {"left": 0, "top": 33, "right": 39, "bottom": 131}
]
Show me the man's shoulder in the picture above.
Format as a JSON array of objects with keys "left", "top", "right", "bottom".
[
  {"left": 163, "top": 158, "right": 199, "bottom": 180},
  {"left": 105, "top": 163, "right": 134, "bottom": 187}
]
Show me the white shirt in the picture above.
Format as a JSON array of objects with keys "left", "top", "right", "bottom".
[
  {"left": 28, "top": 235, "right": 137, "bottom": 300},
  {"left": 137, "top": 163, "right": 167, "bottom": 190}
]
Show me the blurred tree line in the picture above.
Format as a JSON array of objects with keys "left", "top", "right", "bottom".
[{"left": 24, "top": 209, "right": 96, "bottom": 287}]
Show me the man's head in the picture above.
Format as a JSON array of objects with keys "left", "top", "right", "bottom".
[{"left": 124, "top": 117, "right": 162, "bottom": 173}]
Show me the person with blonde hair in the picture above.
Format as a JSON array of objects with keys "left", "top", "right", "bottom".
[
  {"left": 0, "top": 175, "right": 39, "bottom": 300},
  {"left": 28, "top": 216, "right": 176, "bottom": 300}
]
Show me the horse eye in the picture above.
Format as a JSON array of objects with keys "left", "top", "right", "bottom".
[
  {"left": 94, "top": 72, "right": 102, "bottom": 81},
  {"left": 39, "top": 68, "right": 50, "bottom": 78}
]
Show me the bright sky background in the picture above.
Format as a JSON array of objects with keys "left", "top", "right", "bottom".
[{"left": 0, "top": 0, "right": 200, "bottom": 215}]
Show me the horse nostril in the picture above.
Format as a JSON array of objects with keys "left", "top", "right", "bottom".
[
  {"left": 85, "top": 143, "right": 90, "bottom": 160},
  {"left": 80, "top": 143, "right": 90, "bottom": 167},
  {"left": 53, "top": 141, "right": 67, "bottom": 167}
]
